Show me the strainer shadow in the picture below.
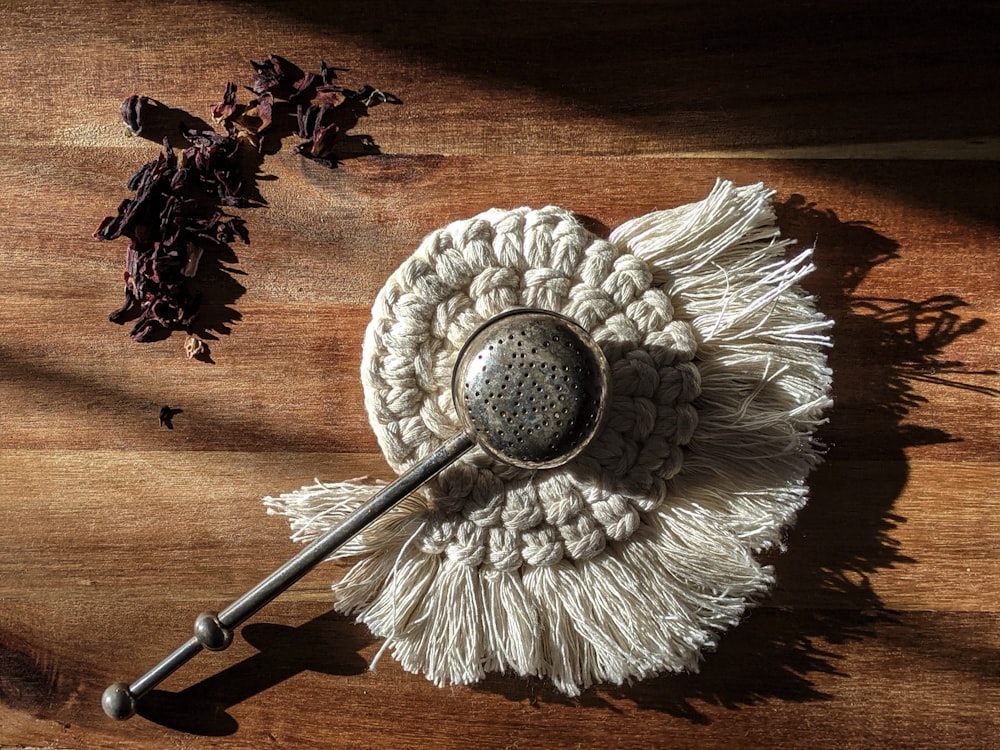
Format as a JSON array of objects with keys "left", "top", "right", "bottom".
[
  {"left": 469, "top": 195, "right": 994, "bottom": 719},
  {"left": 136, "top": 610, "right": 367, "bottom": 735}
]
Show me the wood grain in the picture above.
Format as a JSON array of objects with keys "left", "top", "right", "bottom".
[{"left": 1, "top": 1, "right": 998, "bottom": 748}]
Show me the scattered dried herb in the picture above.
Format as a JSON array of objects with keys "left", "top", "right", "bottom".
[
  {"left": 97, "top": 53, "right": 399, "bottom": 351},
  {"left": 184, "top": 334, "right": 207, "bottom": 360},
  {"left": 121, "top": 95, "right": 149, "bottom": 136},
  {"left": 95, "top": 133, "right": 250, "bottom": 342},
  {"left": 159, "top": 405, "right": 182, "bottom": 429},
  {"left": 210, "top": 54, "right": 400, "bottom": 164}
]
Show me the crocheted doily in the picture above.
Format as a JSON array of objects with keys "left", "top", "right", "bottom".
[{"left": 265, "top": 179, "right": 833, "bottom": 695}]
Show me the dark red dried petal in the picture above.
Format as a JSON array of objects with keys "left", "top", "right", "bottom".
[
  {"left": 102, "top": 54, "right": 398, "bottom": 344},
  {"left": 315, "top": 85, "right": 345, "bottom": 107},
  {"left": 121, "top": 95, "right": 148, "bottom": 135},
  {"left": 250, "top": 54, "right": 306, "bottom": 99},
  {"left": 94, "top": 214, "right": 119, "bottom": 240},
  {"left": 247, "top": 91, "right": 274, "bottom": 132},
  {"left": 109, "top": 286, "right": 138, "bottom": 323},
  {"left": 310, "top": 121, "right": 340, "bottom": 158},
  {"left": 289, "top": 71, "right": 317, "bottom": 103},
  {"left": 209, "top": 82, "right": 238, "bottom": 123}
]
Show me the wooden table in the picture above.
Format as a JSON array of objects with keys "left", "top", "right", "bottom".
[{"left": 1, "top": 1, "right": 997, "bottom": 747}]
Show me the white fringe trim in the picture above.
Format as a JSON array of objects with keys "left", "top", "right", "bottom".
[{"left": 263, "top": 179, "right": 832, "bottom": 695}]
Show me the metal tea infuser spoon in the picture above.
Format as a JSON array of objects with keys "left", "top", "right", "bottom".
[{"left": 103, "top": 308, "right": 610, "bottom": 719}]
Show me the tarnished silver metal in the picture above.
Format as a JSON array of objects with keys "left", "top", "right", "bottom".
[
  {"left": 193, "top": 611, "right": 233, "bottom": 651},
  {"left": 455, "top": 309, "right": 609, "bottom": 469},
  {"left": 102, "top": 308, "right": 609, "bottom": 720}
]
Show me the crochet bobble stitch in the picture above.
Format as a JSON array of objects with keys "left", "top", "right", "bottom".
[{"left": 362, "top": 207, "right": 700, "bottom": 572}]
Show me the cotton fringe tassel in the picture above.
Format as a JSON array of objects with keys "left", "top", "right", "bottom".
[{"left": 264, "top": 180, "right": 833, "bottom": 695}]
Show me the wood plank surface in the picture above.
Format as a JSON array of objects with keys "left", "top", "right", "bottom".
[{"left": 1, "top": 1, "right": 998, "bottom": 748}]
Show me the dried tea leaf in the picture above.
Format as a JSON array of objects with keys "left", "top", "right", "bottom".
[
  {"left": 95, "top": 131, "right": 249, "bottom": 342},
  {"left": 208, "top": 82, "right": 239, "bottom": 126},
  {"left": 121, "top": 95, "right": 149, "bottom": 135},
  {"left": 99, "top": 53, "right": 399, "bottom": 354}
]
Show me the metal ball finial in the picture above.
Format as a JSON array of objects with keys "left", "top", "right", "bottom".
[
  {"left": 102, "top": 682, "right": 137, "bottom": 720},
  {"left": 194, "top": 611, "right": 234, "bottom": 651}
]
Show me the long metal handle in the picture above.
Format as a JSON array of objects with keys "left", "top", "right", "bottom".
[{"left": 102, "top": 430, "right": 476, "bottom": 720}]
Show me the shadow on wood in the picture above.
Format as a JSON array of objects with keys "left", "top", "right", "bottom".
[
  {"left": 260, "top": 2, "right": 999, "bottom": 152},
  {"left": 137, "top": 609, "right": 367, "bottom": 735},
  {"left": 472, "top": 192, "right": 996, "bottom": 719}
]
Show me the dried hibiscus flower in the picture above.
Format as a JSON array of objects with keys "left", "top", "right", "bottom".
[
  {"left": 208, "top": 82, "right": 239, "bottom": 125},
  {"left": 291, "top": 86, "right": 399, "bottom": 167},
  {"left": 210, "top": 56, "right": 399, "bottom": 164},
  {"left": 121, "top": 95, "right": 149, "bottom": 136},
  {"left": 96, "top": 131, "right": 250, "bottom": 342},
  {"left": 98, "top": 53, "right": 398, "bottom": 352}
]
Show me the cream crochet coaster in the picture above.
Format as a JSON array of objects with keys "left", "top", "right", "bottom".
[{"left": 265, "top": 179, "right": 833, "bottom": 695}]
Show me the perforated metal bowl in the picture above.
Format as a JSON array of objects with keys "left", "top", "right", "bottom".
[{"left": 454, "top": 309, "right": 609, "bottom": 469}]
